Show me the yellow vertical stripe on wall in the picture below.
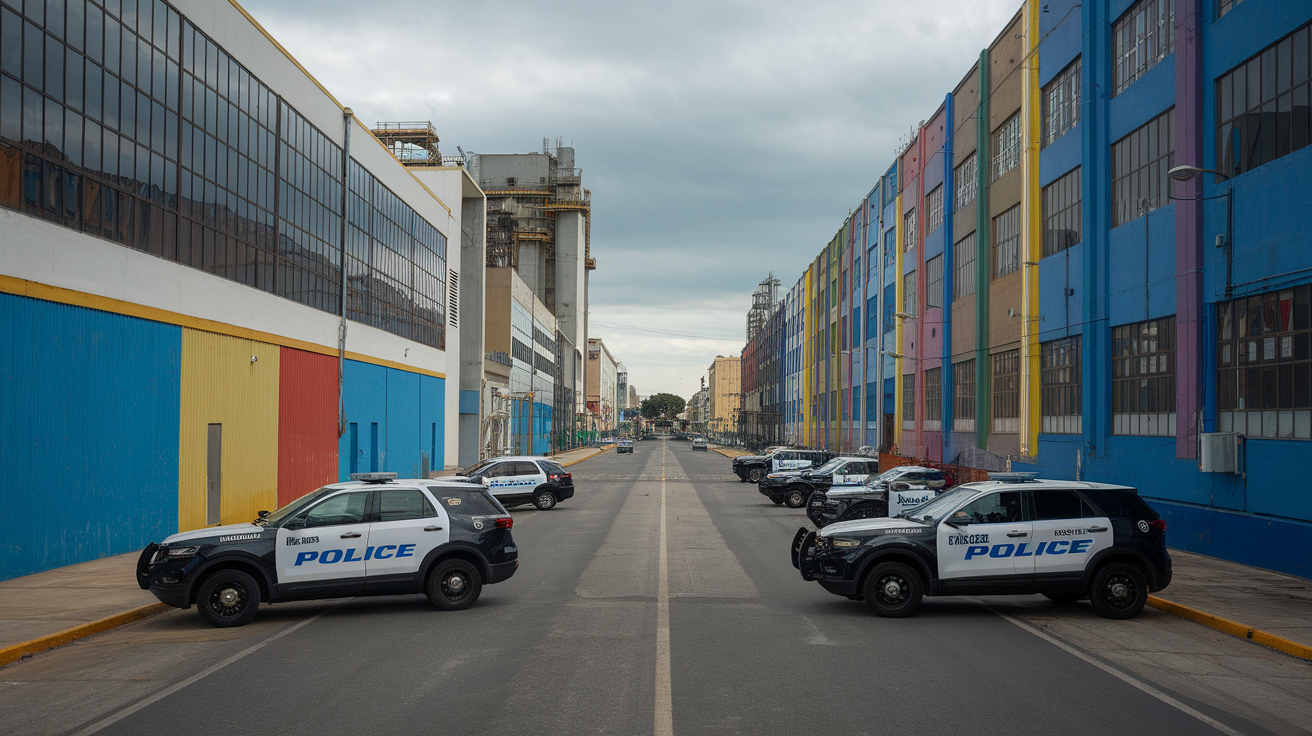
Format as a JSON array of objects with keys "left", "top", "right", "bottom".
[
  {"left": 178, "top": 329, "right": 281, "bottom": 531},
  {"left": 894, "top": 192, "right": 904, "bottom": 451},
  {"left": 1020, "top": 0, "right": 1043, "bottom": 456}
]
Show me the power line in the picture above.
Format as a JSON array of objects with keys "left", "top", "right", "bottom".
[{"left": 591, "top": 320, "right": 740, "bottom": 342}]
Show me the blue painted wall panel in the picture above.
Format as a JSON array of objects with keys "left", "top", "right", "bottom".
[
  {"left": 1107, "top": 55, "right": 1176, "bottom": 142},
  {"left": 339, "top": 360, "right": 387, "bottom": 480},
  {"left": 1038, "top": 130, "right": 1081, "bottom": 186},
  {"left": 421, "top": 375, "right": 446, "bottom": 472},
  {"left": 1148, "top": 500, "right": 1311, "bottom": 580},
  {"left": 385, "top": 369, "right": 422, "bottom": 478},
  {"left": 0, "top": 294, "right": 181, "bottom": 580},
  {"left": 1038, "top": 241, "right": 1084, "bottom": 340},
  {"left": 1038, "top": 0, "right": 1082, "bottom": 85},
  {"left": 1107, "top": 205, "right": 1177, "bottom": 327}
]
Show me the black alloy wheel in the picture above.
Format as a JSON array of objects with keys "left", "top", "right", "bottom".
[
  {"left": 196, "top": 569, "right": 260, "bottom": 628},
  {"left": 748, "top": 468, "right": 765, "bottom": 483},
  {"left": 1088, "top": 562, "right": 1148, "bottom": 619},
  {"left": 784, "top": 487, "right": 809, "bottom": 508},
  {"left": 427, "top": 559, "right": 483, "bottom": 611},
  {"left": 863, "top": 562, "right": 924, "bottom": 618},
  {"left": 533, "top": 491, "right": 558, "bottom": 510}
]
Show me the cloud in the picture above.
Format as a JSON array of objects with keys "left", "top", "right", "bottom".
[{"left": 239, "top": 0, "right": 1020, "bottom": 398}]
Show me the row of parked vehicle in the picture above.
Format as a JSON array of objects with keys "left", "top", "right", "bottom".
[{"left": 730, "top": 446, "right": 1174, "bottom": 621}]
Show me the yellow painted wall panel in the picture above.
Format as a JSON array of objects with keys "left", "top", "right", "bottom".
[{"left": 178, "top": 329, "right": 281, "bottom": 531}]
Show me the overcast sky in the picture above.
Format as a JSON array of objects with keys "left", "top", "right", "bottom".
[{"left": 241, "top": 0, "right": 1020, "bottom": 400}]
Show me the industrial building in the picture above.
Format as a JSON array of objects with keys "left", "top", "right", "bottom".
[
  {"left": 741, "top": 0, "right": 1312, "bottom": 578},
  {"left": 0, "top": 0, "right": 478, "bottom": 579}
]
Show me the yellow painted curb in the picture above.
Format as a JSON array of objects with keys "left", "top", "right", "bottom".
[
  {"left": 1147, "top": 595, "right": 1312, "bottom": 662},
  {"left": 0, "top": 602, "right": 171, "bottom": 667},
  {"left": 558, "top": 446, "right": 613, "bottom": 468},
  {"left": 712, "top": 447, "right": 751, "bottom": 458}
]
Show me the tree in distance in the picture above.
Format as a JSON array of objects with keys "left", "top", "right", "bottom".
[{"left": 641, "top": 393, "right": 686, "bottom": 419}]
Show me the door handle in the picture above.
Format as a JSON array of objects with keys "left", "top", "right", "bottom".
[
  {"left": 1007, "top": 531, "right": 1028, "bottom": 538},
  {"left": 424, "top": 526, "right": 443, "bottom": 532},
  {"left": 340, "top": 532, "right": 362, "bottom": 539},
  {"left": 1088, "top": 526, "right": 1109, "bottom": 532}
]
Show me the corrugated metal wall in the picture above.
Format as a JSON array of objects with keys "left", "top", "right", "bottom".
[
  {"left": 338, "top": 360, "right": 387, "bottom": 480},
  {"left": 178, "top": 329, "right": 280, "bottom": 530},
  {"left": 277, "top": 347, "right": 339, "bottom": 506},
  {"left": 386, "top": 369, "right": 422, "bottom": 477},
  {"left": 0, "top": 294, "right": 181, "bottom": 579},
  {"left": 420, "top": 374, "right": 446, "bottom": 473}
]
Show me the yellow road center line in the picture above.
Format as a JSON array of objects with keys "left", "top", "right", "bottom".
[{"left": 655, "top": 443, "right": 673, "bottom": 736}]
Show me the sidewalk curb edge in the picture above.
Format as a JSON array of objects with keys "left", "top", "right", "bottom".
[
  {"left": 0, "top": 602, "right": 171, "bottom": 667},
  {"left": 1146, "top": 595, "right": 1312, "bottom": 662},
  {"left": 559, "top": 445, "right": 613, "bottom": 468}
]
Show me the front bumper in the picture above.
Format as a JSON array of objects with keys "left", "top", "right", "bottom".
[
  {"left": 792, "top": 526, "right": 861, "bottom": 595},
  {"left": 144, "top": 555, "right": 202, "bottom": 609}
]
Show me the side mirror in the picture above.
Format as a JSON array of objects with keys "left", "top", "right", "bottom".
[{"left": 257, "top": 510, "right": 270, "bottom": 519}]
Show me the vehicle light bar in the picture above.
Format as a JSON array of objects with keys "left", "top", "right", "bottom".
[
  {"left": 349, "top": 472, "right": 397, "bottom": 482},
  {"left": 986, "top": 472, "right": 1039, "bottom": 482}
]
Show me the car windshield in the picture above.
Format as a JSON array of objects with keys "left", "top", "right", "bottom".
[
  {"left": 257, "top": 486, "right": 338, "bottom": 526},
  {"left": 456, "top": 459, "right": 498, "bottom": 477},
  {"left": 812, "top": 458, "right": 846, "bottom": 474},
  {"left": 863, "top": 468, "right": 909, "bottom": 486},
  {"left": 897, "top": 487, "right": 975, "bottom": 522}
]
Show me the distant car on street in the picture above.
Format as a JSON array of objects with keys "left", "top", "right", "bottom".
[
  {"left": 617, "top": 439, "right": 635, "bottom": 454},
  {"left": 137, "top": 474, "right": 518, "bottom": 627},
  {"left": 792, "top": 473, "right": 1172, "bottom": 619},
  {"left": 691, "top": 437, "right": 708, "bottom": 451}
]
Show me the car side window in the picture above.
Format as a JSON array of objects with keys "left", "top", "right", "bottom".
[
  {"left": 953, "top": 492, "right": 1023, "bottom": 524},
  {"left": 489, "top": 463, "right": 518, "bottom": 478},
  {"left": 1031, "top": 490, "right": 1092, "bottom": 521},
  {"left": 378, "top": 490, "right": 437, "bottom": 522},
  {"left": 302, "top": 492, "right": 370, "bottom": 528},
  {"left": 514, "top": 461, "right": 540, "bottom": 476}
]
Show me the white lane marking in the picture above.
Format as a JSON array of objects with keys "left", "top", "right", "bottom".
[
  {"left": 990, "top": 607, "right": 1247, "bottom": 736},
  {"left": 71, "top": 603, "right": 342, "bottom": 736},
  {"left": 655, "top": 443, "right": 674, "bottom": 736},
  {"left": 797, "top": 615, "right": 836, "bottom": 646}
]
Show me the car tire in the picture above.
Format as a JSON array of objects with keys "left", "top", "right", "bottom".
[
  {"left": 426, "top": 559, "right": 483, "bottom": 611},
  {"left": 196, "top": 569, "right": 260, "bottom": 628},
  {"left": 748, "top": 468, "right": 764, "bottom": 483},
  {"left": 1088, "top": 562, "right": 1148, "bottom": 619},
  {"left": 533, "top": 491, "right": 558, "bottom": 510},
  {"left": 863, "top": 562, "right": 924, "bottom": 618},
  {"left": 1042, "top": 591, "right": 1084, "bottom": 604},
  {"left": 784, "top": 487, "right": 808, "bottom": 508}
]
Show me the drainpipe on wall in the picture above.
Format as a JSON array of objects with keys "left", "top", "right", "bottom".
[{"left": 338, "top": 108, "right": 353, "bottom": 437}]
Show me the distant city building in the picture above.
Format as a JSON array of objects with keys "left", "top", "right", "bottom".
[
  {"left": 587, "top": 338, "right": 618, "bottom": 431},
  {"left": 707, "top": 356, "right": 742, "bottom": 437}
]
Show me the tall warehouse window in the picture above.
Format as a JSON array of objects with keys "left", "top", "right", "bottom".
[
  {"left": 954, "top": 360, "right": 976, "bottom": 432},
  {"left": 1112, "top": 316, "right": 1177, "bottom": 436},
  {"left": 1041, "top": 337, "right": 1082, "bottom": 434},
  {"left": 1113, "top": 0, "right": 1175, "bottom": 97},
  {"left": 994, "top": 205, "right": 1021, "bottom": 278},
  {"left": 992, "top": 350, "right": 1020, "bottom": 433},
  {"left": 926, "top": 255, "right": 944, "bottom": 309},
  {"left": 1042, "top": 57, "right": 1081, "bottom": 148},
  {"left": 954, "top": 232, "right": 977, "bottom": 300},
  {"left": 925, "top": 184, "right": 944, "bottom": 234},
  {"left": 903, "top": 208, "right": 917, "bottom": 254},
  {"left": 903, "top": 270, "right": 917, "bottom": 315},
  {"left": 1216, "top": 21, "right": 1312, "bottom": 178},
  {"left": 1216, "top": 0, "right": 1245, "bottom": 19},
  {"left": 923, "top": 367, "right": 942, "bottom": 430},
  {"left": 1112, "top": 108, "right": 1175, "bottom": 226},
  {"left": 1042, "top": 167, "right": 1082, "bottom": 257},
  {"left": 956, "top": 154, "right": 978, "bottom": 210},
  {"left": 1217, "top": 286, "right": 1312, "bottom": 439},
  {"left": 902, "top": 374, "right": 915, "bottom": 429},
  {"left": 992, "top": 114, "right": 1021, "bottom": 180}
]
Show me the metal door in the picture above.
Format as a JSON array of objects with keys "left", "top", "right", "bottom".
[{"left": 206, "top": 423, "right": 222, "bottom": 525}]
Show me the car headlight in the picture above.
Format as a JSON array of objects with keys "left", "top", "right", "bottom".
[
  {"left": 166, "top": 546, "right": 200, "bottom": 558},
  {"left": 830, "top": 538, "right": 862, "bottom": 548}
]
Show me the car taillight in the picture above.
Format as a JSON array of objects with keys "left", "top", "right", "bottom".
[
  {"left": 495, "top": 517, "right": 513, "bottom": 529},
  {"left": 1148, "top": 519, "right": 1167, "bottom": 531},
  {"left": 551, "top": 472, "right": 571, "bottom": 481}
]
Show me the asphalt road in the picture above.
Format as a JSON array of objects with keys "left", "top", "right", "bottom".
[{"left": 2, "top": 439, "right": 1311, "bottom": 736}]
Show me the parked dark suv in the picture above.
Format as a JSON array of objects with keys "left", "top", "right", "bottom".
[{"left": 734, "top": 449, "right": 833, "bottom": 484}]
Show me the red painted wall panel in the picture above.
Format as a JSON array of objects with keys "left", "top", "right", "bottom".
[{"left": 278, "top": 348, "right": 339, "bottom": 506}]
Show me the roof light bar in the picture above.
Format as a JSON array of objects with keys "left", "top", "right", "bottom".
[
  {"left": 986, "top": 472, "right": 1039, "bottom": 482},
  {"left": 349, "top": 472, "right": 398, "bottom": 483}
]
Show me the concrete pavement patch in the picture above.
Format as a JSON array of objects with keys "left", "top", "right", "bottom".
[
  {"left": 0, "top": 603, "right": 170, "bottom": 668},
  {"left": 1147, "top": 595, "right": 1312, "bottom": 662}
]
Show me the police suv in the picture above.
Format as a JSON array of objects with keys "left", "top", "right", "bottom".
[
  {"left": 757, "top": 456, "right": 879, "bottom": 508},
  {"left": 453, "top": 456, "right": 575, "bottom": 510},
  {"left": 791, "top": 473, "right": 1172, "bottom": 619},
  {"left": 136, "top": 474, "right": 519, "bottom": 627},
  {"left": 806, "top": 465, "right": 949, "bottom": 528},
  {"left": 733, "top": 449, "right": 833, "bottom": 484}
]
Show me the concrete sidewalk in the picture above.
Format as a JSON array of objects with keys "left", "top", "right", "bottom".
[
  {"left": 0, "top": 445, "right": 616, "bottom": 667},
  {"left": 712, "top": 445, "right": 752, "bottom": 459}
]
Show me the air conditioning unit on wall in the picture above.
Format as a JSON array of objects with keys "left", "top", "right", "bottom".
[{"left": 1199, "top": 432, "right": 1240, "bottom": 474}]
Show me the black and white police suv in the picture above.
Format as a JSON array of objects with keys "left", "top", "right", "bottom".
[
  {"left": 734, "top": 449, "right": 833, "bottom": 484},
  {"left": 453, "top": 456, "right": 574, "bottom": 510},
  {"left": 136, "top": 474, "right": 519, "bottom": 628},
  {"left": 806, "top": 465, "right": 949, "bottom": 528},
  {"left": 791, "top": 473, "right": 1172, "bottom": 619},
  {"left": 757, "top": 456, "right": 879, "bottom": 508}
]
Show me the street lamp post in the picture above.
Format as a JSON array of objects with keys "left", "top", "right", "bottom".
[{"left": 1169, "top": 164, "right": 1233, "bottom": 298}]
